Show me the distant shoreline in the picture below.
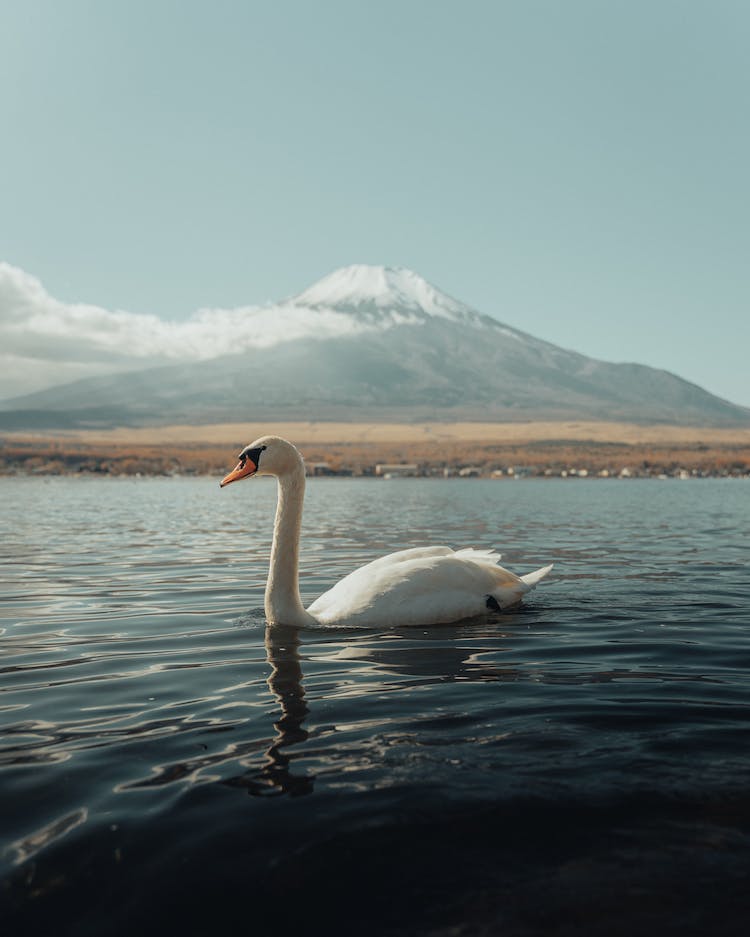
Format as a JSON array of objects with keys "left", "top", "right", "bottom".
[
  {"left": 4, "top": 419, "right": 750, "bottom": 446},
  {"left": 2, "top": 420, "right": 749, "bottom": 479}
]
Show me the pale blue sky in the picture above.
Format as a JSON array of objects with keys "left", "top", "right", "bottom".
[{"left": 1, "top": 0, "right": 748, "bottom": 405}]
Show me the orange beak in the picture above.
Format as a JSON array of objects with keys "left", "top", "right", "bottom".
[{"left": 220, "top": 457, "right": 258, "bottom": 488}]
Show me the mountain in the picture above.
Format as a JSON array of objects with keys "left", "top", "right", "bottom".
[{"left": 1, "top": 264, "right": 748, "bottom": 428}]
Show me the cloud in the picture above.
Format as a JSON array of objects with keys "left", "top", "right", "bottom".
[{"left": 0, "top": 262, "right": 368, "bottom": 400}]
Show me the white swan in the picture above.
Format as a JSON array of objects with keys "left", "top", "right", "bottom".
[{"left": 220, "top": 436, "right": 553, "bottom": 628}]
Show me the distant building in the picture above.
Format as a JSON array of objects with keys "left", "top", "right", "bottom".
[
  {"left": 376, "top": 463, "right": 418, "bottom": 477},
  {"left": 307, "top": 462, "right": 335, "bottom": 476}
]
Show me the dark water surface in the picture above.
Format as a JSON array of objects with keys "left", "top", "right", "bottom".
[{"left": 2, "top": 476, "right": 749, "bottom": 936}]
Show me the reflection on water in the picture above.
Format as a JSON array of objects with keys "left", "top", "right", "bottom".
[
  {"left": 225, "top": 624, "right": 312, "bottom": 797},
  {"left": 106, "top": 625, "right": 313, "bottom": 796},
  {"left": 9, "top": 807, "right": 88, "bottom": 867},
  {"left": 2, "top": 477, "right": 750, "bottom": 935}
]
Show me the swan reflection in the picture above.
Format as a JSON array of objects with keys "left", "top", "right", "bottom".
[
  {"left": 226, "top": 623, "right": 523, "bottom": 797},
  {"left": 226, "top": 624, "right": 313, "bottom": 797},
  {"left": 122, "top": 621, "right": 533, "bottom": 795}
]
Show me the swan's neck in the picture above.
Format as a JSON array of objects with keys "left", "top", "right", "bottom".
[{"left": 266, "top": 465, "right": 314, "bottom": 627}]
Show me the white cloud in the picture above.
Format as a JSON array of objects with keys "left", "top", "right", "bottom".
[{"left": 0, "top": 262, "right": 371, "bottom": 400}]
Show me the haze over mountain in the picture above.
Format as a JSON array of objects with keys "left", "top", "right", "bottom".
[{"left": 1, "top": 265, "right": 748, "bottom": 429}]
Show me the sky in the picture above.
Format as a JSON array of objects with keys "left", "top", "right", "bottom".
[{"left": 1, "top": 0, "right": 749, "bottom": 406}]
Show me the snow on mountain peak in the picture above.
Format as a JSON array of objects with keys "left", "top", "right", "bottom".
[{"left": 292, "top": 264, "right": 470, "bottom": 319}]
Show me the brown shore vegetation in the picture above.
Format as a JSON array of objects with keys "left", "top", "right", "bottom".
[{"left": 2, "top": 421, "right": 749, "bottom": 479}]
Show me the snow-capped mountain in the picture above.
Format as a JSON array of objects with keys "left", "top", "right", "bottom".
[
  {"left": 290, "top": 264, "right": 517, "bottom": 334},
  {"left": 1, "top": 264, "right": 748, "bottom": 428},
  {"left": 291, "top": 264, "right": 482, "bottom": 323}
]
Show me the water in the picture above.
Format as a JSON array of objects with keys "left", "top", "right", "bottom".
[{"left": 2, "top": 476, "right": 749, "bottom": 935}]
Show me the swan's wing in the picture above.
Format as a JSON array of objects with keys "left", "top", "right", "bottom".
[
  {"left": 308, "top": 551, "right": 528, "bottom": 628},
  {"left": 306, "top": 546, "right": 463, "bottom": 621},
  {"left": 307, "top": 547, "right": 453, "bottom": 623}
]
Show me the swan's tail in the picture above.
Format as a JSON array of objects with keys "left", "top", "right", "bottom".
[
  {"left": 490, "top": 563, "right": 554, "bottom": 610},
  {"left": 519, "top": 563, "right": 554, "bottom": 590}
]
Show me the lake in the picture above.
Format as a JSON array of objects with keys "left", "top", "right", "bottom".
[{"left": 2, "top": 475, "right": 749, "bottom": 935}]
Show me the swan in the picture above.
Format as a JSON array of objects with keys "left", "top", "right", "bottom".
[{"left": 220, "top": 436, "right": 553, "bottom": 628}]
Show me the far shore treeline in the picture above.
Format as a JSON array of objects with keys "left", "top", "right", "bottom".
[{"left": 2, "top": 421, "right": 749, "bottom": 480}]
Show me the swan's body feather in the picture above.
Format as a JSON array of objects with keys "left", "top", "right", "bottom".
[
  {"left": 307, "top": 547, "right": 553, "bottom": 628},
  {"left": 220, "top": 435, "right": 553, "bottom": 628}
]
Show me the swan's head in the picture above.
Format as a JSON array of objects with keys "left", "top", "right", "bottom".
[{"left": 220, "top": 436, "right": 303, "bottom": 487}]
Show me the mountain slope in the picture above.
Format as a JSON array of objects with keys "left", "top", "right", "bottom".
[{"left": 1, "top": 265, "right": 748, "bottom": 428}]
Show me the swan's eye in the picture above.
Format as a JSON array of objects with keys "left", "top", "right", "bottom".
[{"left": 239, "top": 445, "right": 266, "bottom": 466}]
